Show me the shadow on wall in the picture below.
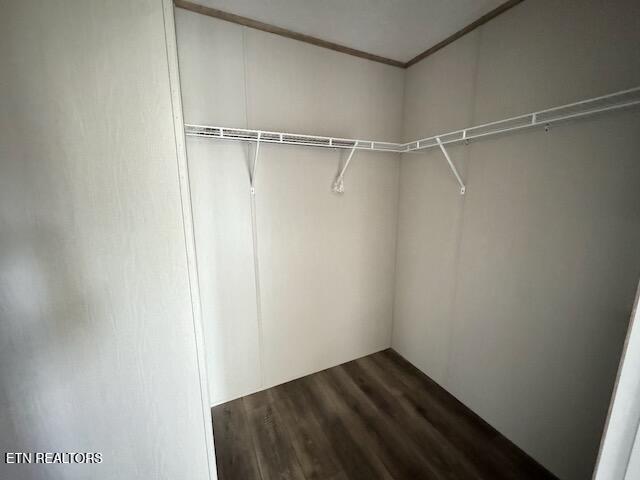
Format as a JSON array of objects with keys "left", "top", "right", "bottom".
[
  {"left": 0, "top": 222, "right": 101, "bottom": 477},
  {"left": 0, "top": 91, "right": 105, "bottom": 477}
]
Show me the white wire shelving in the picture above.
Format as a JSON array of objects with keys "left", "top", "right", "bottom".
[
  {"left": 403, "top": 86, "right": 640, "bottom": 152},
  {"left": 184, "top": 85, "right": 640, "bottom": 194},
  {"left": 184, "top": 125, "right": 406, "bottom": 152}
]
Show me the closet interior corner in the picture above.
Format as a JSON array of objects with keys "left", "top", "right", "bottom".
[{"left": 173, "top": 1, "right": 640, "bottom": 479}]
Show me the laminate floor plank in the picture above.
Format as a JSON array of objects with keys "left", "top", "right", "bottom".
[
  {"left": 211, "top": 349, "right": 558, "bottom": 480},
  {"left": 270, "top": 381, "right": 346, "bottom": 480},
  {"left": 298, "top": 373, "right": 395, "bottom": 480},
  {"left": 211, "top": 398, "right": 263, "bottom": 480},
  {"left": 243, "top": 389, "right": 306, "bottom": 480},
  {"left": 322, "top": 365, "right": 442, "bottom": 479},
  {"left": 346, "top": 357, "right": 483, "bottom": 480}
]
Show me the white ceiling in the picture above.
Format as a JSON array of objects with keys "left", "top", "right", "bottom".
[{"left": 192, "top": 0, "right": 506, "bottom": 62}]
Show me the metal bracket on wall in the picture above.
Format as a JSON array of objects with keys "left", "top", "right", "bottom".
[
  {"left": 249, "top": 133, "right": 261, "bottom": 195},
  {"left": 332, "top": 147, "right": 356, "bottom": 194},
  {"left": 436, "top": 137, "right": 466, "bottom": 195}
]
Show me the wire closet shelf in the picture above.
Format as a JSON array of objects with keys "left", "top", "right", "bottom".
[
  {"left": 184, "top": 125, "right": 406, "bottom": 152},
  {"left": 184, "top": 86, "right": 640, "bottom": 194},
  {"left": 185, "top": 86, "right": 640, "bottom": 153}
]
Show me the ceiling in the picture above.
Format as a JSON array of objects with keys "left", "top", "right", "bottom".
[{"left": 190, "top": 0, "right": 507, "bottom": 63}]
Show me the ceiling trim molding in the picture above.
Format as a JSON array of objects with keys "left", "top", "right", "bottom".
[
  {"left": 174, "top": 0, "right": 525, "bottom": 70},
  {"left": 404, "top": 0, "right": 525, "bottom": 68},
  {"left": 174, "top": 0, "right": 405, "bottom": 68}
]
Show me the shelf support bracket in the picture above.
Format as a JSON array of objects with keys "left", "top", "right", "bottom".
[
  {"left": 332, "top": 146, "right": 356, "bottom": 194},
  {"left": 436, "top": 137, "right": 466, "bottom": 195},
  {"left": 249, "top": 134, "right": 261, "bottom": 195}
]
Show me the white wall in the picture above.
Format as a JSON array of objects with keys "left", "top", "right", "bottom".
[
  {"left": 626, "top": 428, "right": 640, "bottom": 480},
  {"left": 175, "top": 9, "right": 404, "bottom": 404},
  {"left": 0, "top": 1, "right": 212, "bottom": 479},
  {"left": 594, "top": 283, "right": 640, "bottom": 479},
  {"left": 393, "top": 1, "right": 640, "bottom": 479}
]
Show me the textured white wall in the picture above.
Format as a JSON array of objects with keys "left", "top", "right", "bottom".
[
  {"left": 0, "top": 1, "right": 212, "bottom": 479},
  {"left": 594, "top": 284, "right": 640, "bottom": 480},
  {"left": 393, "top": 1, "right": 640, "bottom": 479},
  {"left": 625, "top": 429, "right": 640, "bottom": 480},
  {"left": 175, "top": 9, "right": 403, "bottom": 404}
]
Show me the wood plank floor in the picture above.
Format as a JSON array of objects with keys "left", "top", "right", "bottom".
[{"left": 211, "top": 349, "right": 558, "bottom": 480}]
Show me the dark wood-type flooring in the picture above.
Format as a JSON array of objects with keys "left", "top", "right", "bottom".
[{"left": 211, "top": 349, "right": 557, "bottom": 480}]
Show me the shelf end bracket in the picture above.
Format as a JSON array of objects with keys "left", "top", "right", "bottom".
[
  {"left": 332, "top": 146, "right": 357, "bottom": 194},
  {"left": 250, "top": 134, "right": 261, "bottom": 195},
  {"left": 436, "top": 137, "right": 466, "bottom": 195}
]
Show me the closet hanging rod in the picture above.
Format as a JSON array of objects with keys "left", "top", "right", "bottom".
[{"left": 184, "top": 85, "right": 640, "bottom": 153}]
